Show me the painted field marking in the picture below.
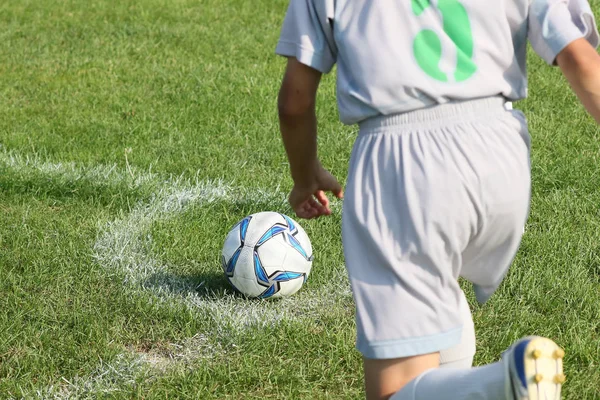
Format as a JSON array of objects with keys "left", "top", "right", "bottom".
[
  {"left": 2, "top": 148, "right": 351, "bottom": 397},
  {"left": 0, "top": 146, "right": 157, "bottom": 189},
  {"left": 93, "top": 179, "right": 351, "bottom": 330}
]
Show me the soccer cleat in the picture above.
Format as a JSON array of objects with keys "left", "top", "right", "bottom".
[
  {"left": 503, "top": 336, "right": 565, "bottom": 400},
  {"left": 553, "top": 349, "right": 565, "bottom": 359}
]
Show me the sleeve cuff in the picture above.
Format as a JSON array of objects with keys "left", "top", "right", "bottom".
[
  {"left": 275, "top": 41, "right": 336, "bottom": 73},
  {"left": 534, "top": 1, "right": 600, "bottom": 65},
  {"left": 546, "top": 11, "right": 586, "bottom": 64}
]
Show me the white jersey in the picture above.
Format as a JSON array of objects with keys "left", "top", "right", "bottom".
[{"left": 276, "top": 0, "right": 599, "bottom": 125}]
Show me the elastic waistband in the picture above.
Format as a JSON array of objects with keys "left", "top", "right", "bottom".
[{"left": 358, "top": 96, "right": 509, "bottom": 132}]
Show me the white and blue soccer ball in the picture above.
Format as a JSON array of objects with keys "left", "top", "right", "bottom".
[{"left": 221, "top": 211, "right": 313, "bottom": 299}]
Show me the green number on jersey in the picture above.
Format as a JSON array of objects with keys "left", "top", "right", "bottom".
[{"left": 412, "top": 0, "right": 477, "bottom": 82}]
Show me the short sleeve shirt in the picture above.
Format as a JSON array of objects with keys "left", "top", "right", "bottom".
[{"left": 276, "top": 0, "right": 600, "bottom": 125}]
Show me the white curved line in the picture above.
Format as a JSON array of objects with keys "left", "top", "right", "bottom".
[{"left": 3, "top": 148, "right": 351, "bottom": 397}]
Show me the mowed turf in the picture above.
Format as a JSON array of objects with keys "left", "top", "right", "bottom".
[{"left": 1, "top": 0, "right": 599, "bottom": 398}]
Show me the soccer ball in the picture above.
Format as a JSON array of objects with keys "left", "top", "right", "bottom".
[{"left": 221, "top": 211, "right": 313, "bottom": 299}]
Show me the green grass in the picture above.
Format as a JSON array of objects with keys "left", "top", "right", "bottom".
[{"left": 1, "top": 0, "right": 599, "bottom": 398}]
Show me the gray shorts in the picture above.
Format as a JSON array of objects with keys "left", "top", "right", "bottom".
[{"left": 342, "top": 96, "right": 531, "bottom": 359}]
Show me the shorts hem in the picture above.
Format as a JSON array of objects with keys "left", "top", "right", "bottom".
[{"left": 358, "top": 326, "right": 463, "bottom": 359}]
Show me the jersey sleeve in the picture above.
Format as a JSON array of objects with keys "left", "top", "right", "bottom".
[
  {"left": 528, "top": 0, "right": 599, "bottom": 65},
  {"left": 275, "top": 0, "right": 337, "bottom": 73}
]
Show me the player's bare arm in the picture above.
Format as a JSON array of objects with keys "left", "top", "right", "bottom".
[
  {"left": 278, "top": 57, "right": 343, "bottom": 220},
  {"left": 557, "top": 38, "right": 600, "bottom": 124}
]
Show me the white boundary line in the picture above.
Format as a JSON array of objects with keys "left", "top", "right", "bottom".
[
  {"left": 3, "top": 149, "right": 351, "bottom": 397},
  {"left": 33, "top": 354, "right": 147, "bottom": 400},
  {"left": 93, "top": 180, "right": 351, "bottom": 331},
  {"left": 0, "top": 146, "right": 157, "bottom": 189}
]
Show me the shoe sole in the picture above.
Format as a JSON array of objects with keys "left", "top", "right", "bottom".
[{"left": 521, "top": 337, "right": 565, "bottom": 400}]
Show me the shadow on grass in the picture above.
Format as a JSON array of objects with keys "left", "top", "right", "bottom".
[
  {"left": 1, "top": 171, "right": 149, "bottom": 210},
  {"left": 141, "top": 198, "right": 295, "bottom": 300},
  {"left": 142, "top": 269, "right": 246, "bottom": 299}
]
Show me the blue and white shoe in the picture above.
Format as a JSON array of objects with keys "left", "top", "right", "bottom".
[{"left": 503, "top": 336, "right": 565, "bottom": 400}]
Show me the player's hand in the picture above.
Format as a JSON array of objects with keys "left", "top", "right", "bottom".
[{"left": 289, "top": 166, "right": 344, "bottom": 219}]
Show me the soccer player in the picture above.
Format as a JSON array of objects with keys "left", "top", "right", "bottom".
[{"left": 276, "top": 1, "right": 599, "bottom": 399}]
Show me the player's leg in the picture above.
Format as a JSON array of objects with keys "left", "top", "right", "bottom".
[
  {"left": 343, "top": 97, "right": 563, "bottom": 399},
  {"left": 389, "top": 336, "right": 565, "bottom": 400},
  {"left": 459, "top": 107, "right": 532, "bottom": 304},
  {"left": 383, "top": 104, "right": 565, "bottom": 399},
  {"left": 363, "top": 354, "right": 440, "bottom": 400},
  {"left": 343, "top": 102, "right": 485, "bottom": 399},
  {"left": 361, "top": 290, "right": 475, "bottom": 399},
  {"left": 343, "top": 177, "right": 468, "bottom": 398},
  {"left": 439, "top": 291, "right": 475, "bottom": 369},
  {"left": 362, "top": 291, "right": 474, "bottom": 399},
  {"left": 389, "top": 362, "right": 506, "bottom": 400}
]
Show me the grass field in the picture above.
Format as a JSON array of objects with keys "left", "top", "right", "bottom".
[{"left": 1, "top": 0, "right": 600, "bottom": 398}]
